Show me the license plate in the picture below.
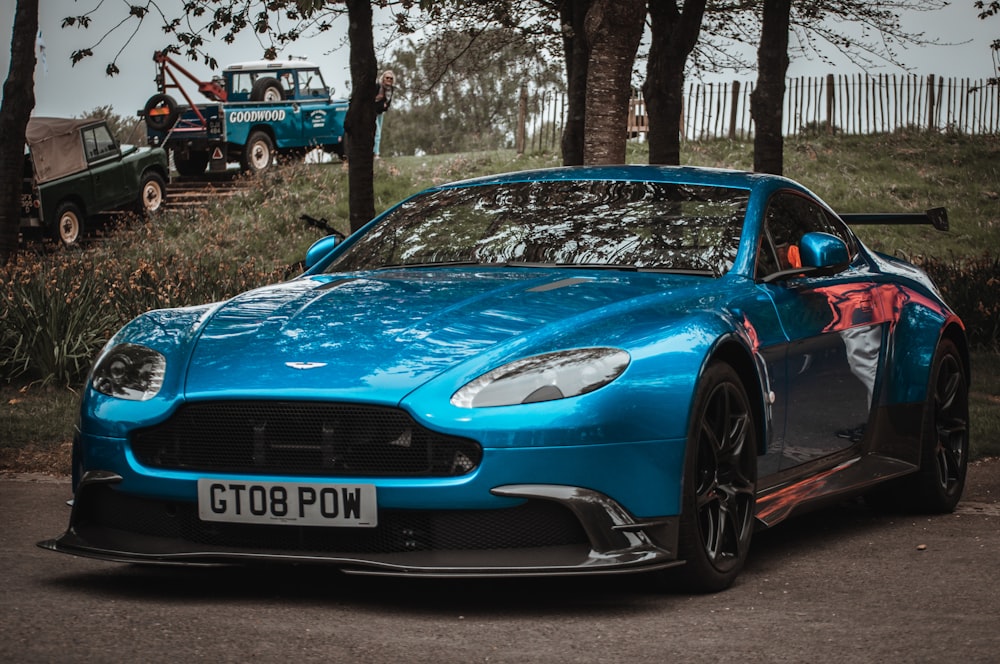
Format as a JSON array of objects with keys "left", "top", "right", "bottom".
[{"left": 197, "top": 479, "right": 377, "bottom": 527}]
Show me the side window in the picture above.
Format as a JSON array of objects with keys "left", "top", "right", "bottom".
[
  {"left": 230, "top": 72, "right": 252, "bottom": 100},
  {"left": 278, "top": 71, "right": 295, "bottom": 98},
  {"left": 816, "top": 207, "right": 858, "bottom": 256},
  {"left": 298, "top": 69, "right": 326, "bottom": 97},
  {"left": 755, "top": 228, "right": 781, "bottom": 279},
  {"left": 82, "top": 125, "right": 118, "bottom": 163},
  {"left": 757, "top": 192, "right": 856, "bottom": 278}
]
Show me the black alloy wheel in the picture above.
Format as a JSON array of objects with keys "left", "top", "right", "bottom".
[
  {"left": 667, "top": 362, "right": 757, "bottom": 593},
  {"left": 910, "top": 339, "right": 969, "bottom": 513}
]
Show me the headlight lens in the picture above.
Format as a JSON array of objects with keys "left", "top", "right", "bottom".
[
  {"left": 91, "top": 343, "right": 166, "bottom": 401},
  {"left": 451, "top": 347, "right": 630, "bottom": 408}
]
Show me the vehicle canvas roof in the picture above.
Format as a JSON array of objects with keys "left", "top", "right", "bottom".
[{"left": 25, "top": 117, "right": 103, "bottom": 184}]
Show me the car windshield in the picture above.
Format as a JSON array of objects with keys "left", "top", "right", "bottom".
[{"left": 326, "top": 179, "right": 750, "bottom": 276}]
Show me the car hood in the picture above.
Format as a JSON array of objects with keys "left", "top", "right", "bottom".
[{"left": 185, "top": 268, "right": 710, "bottom": 402}]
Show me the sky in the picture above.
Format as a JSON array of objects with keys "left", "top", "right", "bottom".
[{"left": 1, "top": 1, "right": 997, "bottom": 120}]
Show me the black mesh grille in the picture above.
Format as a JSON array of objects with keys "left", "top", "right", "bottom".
[
  {"left": 78, "top": 485, "right": 589, "bottom": 554},
  {"left": 131, "top": 401, "right": 482, "bottom": 477}
]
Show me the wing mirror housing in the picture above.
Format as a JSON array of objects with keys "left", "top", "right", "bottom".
[
  {"left": 304, "top": 235, "right": 339, "bottom": 270},
  {"left": 762, "top": 232, "right": 850, "bottom": 284},
  {"left": 799, "top": 232, "right": 849, "bottom": 269}
]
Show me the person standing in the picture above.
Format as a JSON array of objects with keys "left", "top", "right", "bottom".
[{"left": 374, "top": 70, "right": 395, "bottom": 159}]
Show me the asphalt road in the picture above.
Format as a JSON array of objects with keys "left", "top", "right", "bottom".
[{"left": 3, "top": 459, "right": 999, "bottom": 664}]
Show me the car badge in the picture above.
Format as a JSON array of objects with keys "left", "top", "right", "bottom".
[{"left": 285, "top": 361, "right": 328, "bottom": 370}]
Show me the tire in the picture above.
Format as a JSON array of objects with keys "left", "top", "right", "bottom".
[
  {"left": 250, "top": 77, "right": 283, "bottom": 102},
  {"left": 51, "top": 201, "right": 84, "bottom": 246},
  {"left": 174, "top": 152, "right": 210, "bottom": 177},
  {"left": 667, "top": 362, "right": 757, "bottom": 593},
  {"left": 241, "top": 130, "right": 275, "bottom": 173},
  {"left": 904, "top": 339, "right": 969, "bottom": 513},
  {"left": 137, "top": 171, "right": 166, "bottom": 214},
  {"left": 143, "top": 94, "right": 179, "bottom": 132}
]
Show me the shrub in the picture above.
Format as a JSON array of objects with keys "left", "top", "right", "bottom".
[
  {"left": 918, "top": 253, "right": 1000, "bottom": 351},
  {"left": 0, "top": 253, "right": 119, "bottom": 386},
  {"left": 0, "top": 241, "right": 299, "bottom": 387}
]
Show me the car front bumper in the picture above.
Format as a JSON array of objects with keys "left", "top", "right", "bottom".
[{"left": 39, "top": 470, "right": 683, "bottom": 577}]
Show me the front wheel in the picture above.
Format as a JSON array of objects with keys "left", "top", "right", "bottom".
[
  {"left": 666, "top": 362, "right": 757, "bottom": 593},
  {"left": 240, "top": 131, "right": 275, "bottom": 173},
  {"left": 137, "top": 171, "right": 166, "bottom": 214}
]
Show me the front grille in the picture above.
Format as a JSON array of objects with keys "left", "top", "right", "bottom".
[
  {"left": 78, "top": 485, "right": 589, "bottom": 554},
  {"left": 131, "top": 401, "right": 482, "bottom": 477}
]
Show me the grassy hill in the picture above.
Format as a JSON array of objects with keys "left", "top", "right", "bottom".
[{"left": 2, "top": 131, "right": 998, "bottom": 474}]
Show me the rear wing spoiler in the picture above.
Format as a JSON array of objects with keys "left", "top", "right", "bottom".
[{"left": 839, "top": 207, "right": 949, "bottom": 232}]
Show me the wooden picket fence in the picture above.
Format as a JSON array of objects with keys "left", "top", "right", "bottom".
[{"left": 521, "top": 74, "right": 1000, "bottom": 152}]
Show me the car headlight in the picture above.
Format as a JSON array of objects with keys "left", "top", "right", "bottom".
[
  {"left": 91, "top": 343, "right": 166, "bottom": 401},
  {"left": 451, "top": 347, "right": 630, "bottom": 408}
]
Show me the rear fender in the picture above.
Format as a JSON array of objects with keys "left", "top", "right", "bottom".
[{"left": 882, "top": 294, "right": 953, "bottom": 406}]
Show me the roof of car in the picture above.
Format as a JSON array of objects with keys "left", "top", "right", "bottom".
[
  {"left": 25, "top": 117, "right": 108, "bottom": 184},
  {"left": 224, "top": 60, "right": 320, "bottom": 72},
  {"left": 25, "top": 117, "right": 104, "bottom": 146},
  {"left": 439, "top": 164, "right": 798, "bottom": 193}
]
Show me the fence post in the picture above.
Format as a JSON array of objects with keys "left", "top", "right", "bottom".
[
  {"left": 728, "top": 80, "right": 741, "bottom": 139},
  {"left": 516, "top": 84, "right": 527, "bottom": 155},
  {"left": 826, "top": 74, "right": 836, "bottom": 136},
  {"left": 927, "top": 74, "right": 937, "bottom": 131}
]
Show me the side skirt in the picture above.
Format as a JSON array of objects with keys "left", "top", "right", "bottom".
[{"left": 754, "top": 454, "right": 917, "bottom": 527}]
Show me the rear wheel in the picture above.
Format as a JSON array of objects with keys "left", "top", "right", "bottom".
[
  {"left": 865, "top": 339, "right": 968, "bottom": 514},
  {"left": 907, "top": 339, "right": 969, "bottom": 512},
  {"left": 51, "top": 201, "right": 84, "bottom": 246},
  {"left": 667, "top": 362, "right": 757, "bottom": 593},
  {"left": 241, "top": 131, "right": 275, "bottom": 173}
]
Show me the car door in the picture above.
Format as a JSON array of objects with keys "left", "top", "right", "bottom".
[
  {"left": 80, "top": 124, "right": 129, "bottom": 210},
  {"left": 294, "top": 69, "right": 342, "bottom": 149},
  {"left": 754, "top": 192, "right": 884, "bottom": 471}
]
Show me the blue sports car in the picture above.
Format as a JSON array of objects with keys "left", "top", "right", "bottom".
[{"left": 40, "top": 165, "right": 969, "bottom": 592}]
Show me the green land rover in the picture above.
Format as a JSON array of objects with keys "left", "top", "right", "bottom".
[{"left": 22, "top": 117, "right": 170, "bottom": 245}]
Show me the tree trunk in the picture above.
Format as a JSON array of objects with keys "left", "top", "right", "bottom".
[
  {"left": 0, "top": 0, "right": 38, "bottom": 264},
  {"left": 581, "top": 0, "right": 645, "bottom": 165},
  {"left": 643, "top": 0, "right": 707, "bottom": 166},
  {"left": 559, "top": 0, "right": 591, "bottom": 166},
  {"left": 345, "top": 0, "right": 377, "bottom": 233},
  {"left": 750, "top": 0, "right": 792, "bottom": 175}
]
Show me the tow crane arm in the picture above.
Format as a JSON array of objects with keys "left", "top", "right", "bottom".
[
  {"left": 143, "top": 51, "right": 227, "bottom": 133},
  {"left": 153, "top": 50, "right": 227, "bottom": 103}
]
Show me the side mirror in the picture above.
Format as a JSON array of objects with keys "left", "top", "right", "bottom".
[
  {"left": 799, "top": 232, "right": 849, "bottom": 269},
  {"left": 304, "top": 235, "right": 339, "bottom": 270},
  {"left": 761, "top": 232, "right": 850, "bottom": 284}
]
